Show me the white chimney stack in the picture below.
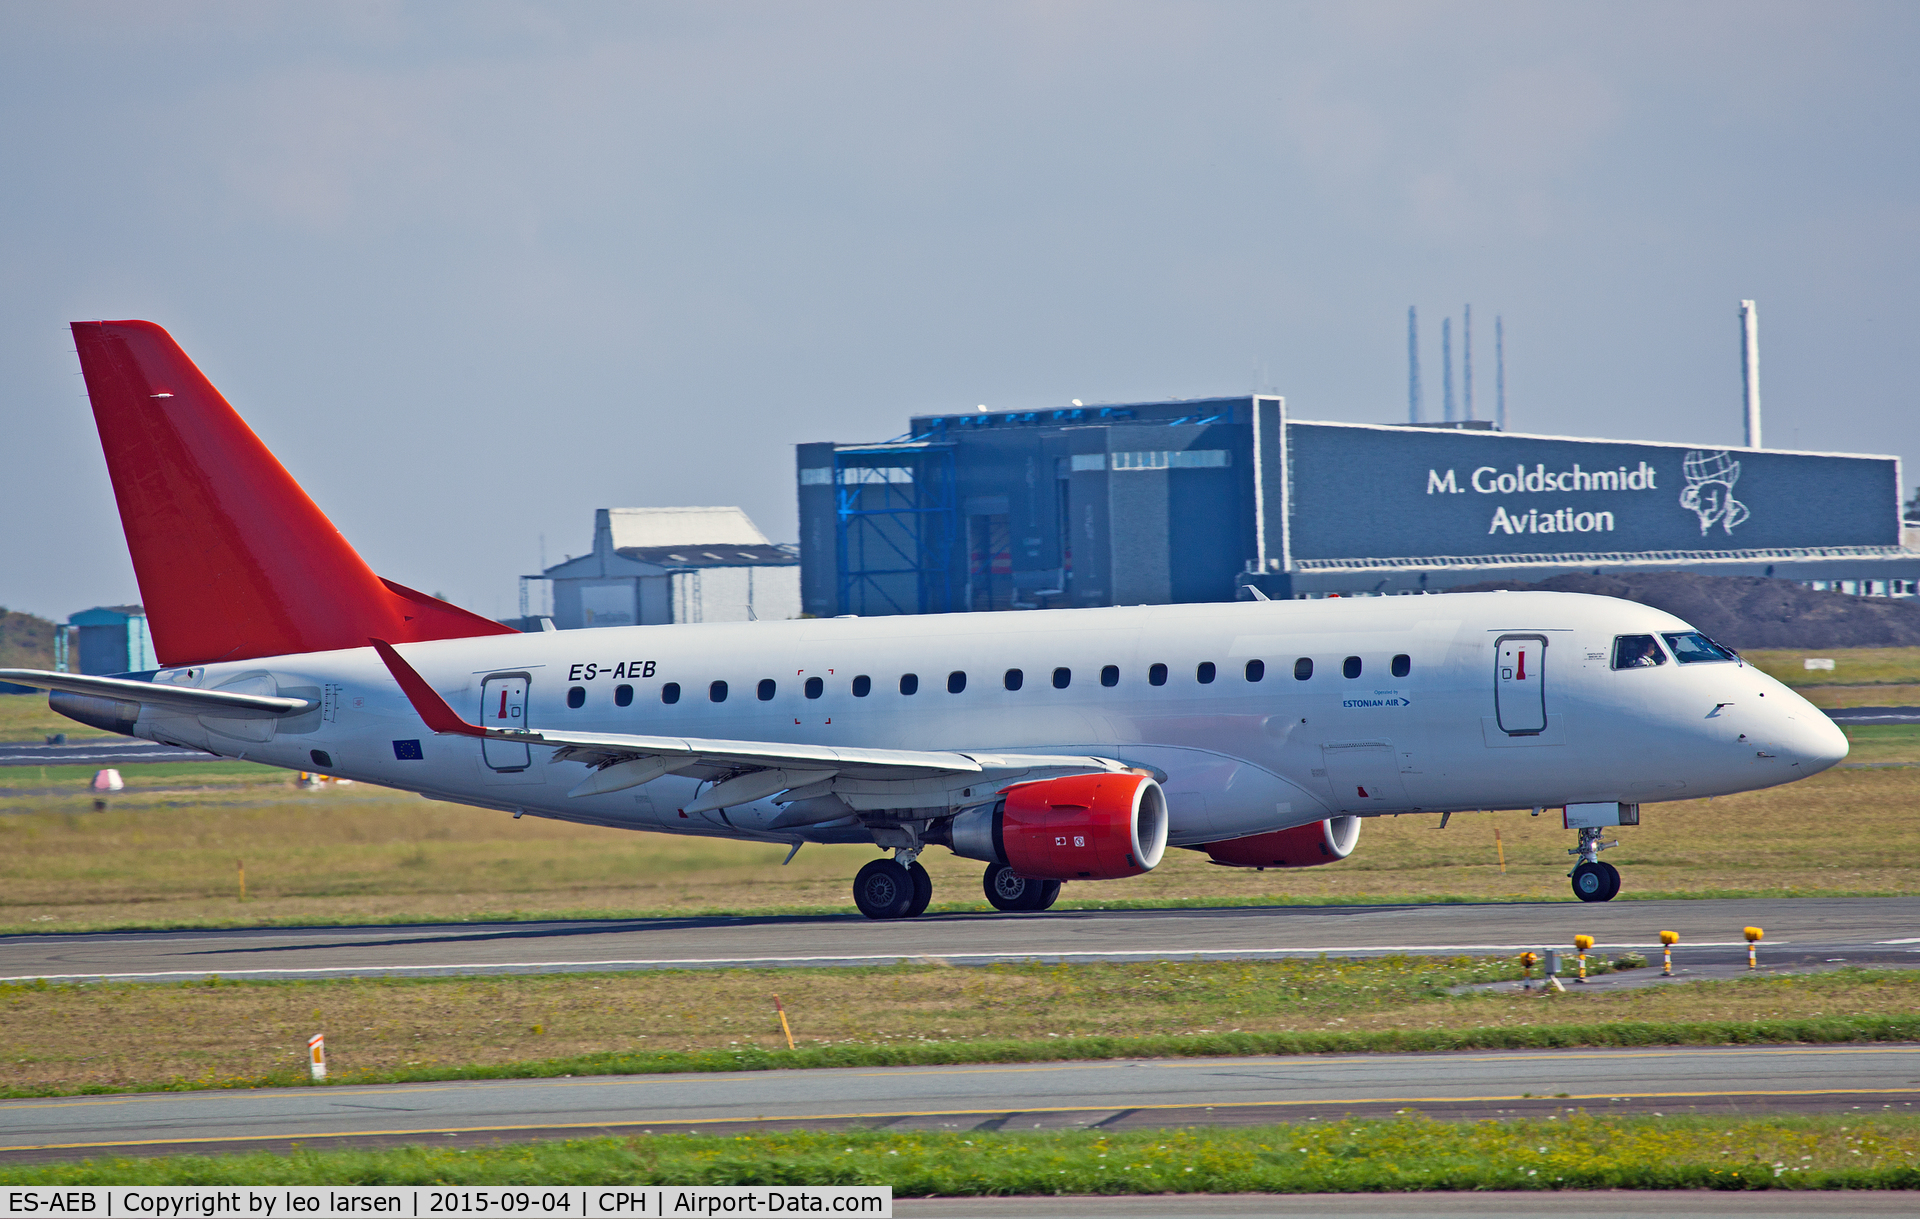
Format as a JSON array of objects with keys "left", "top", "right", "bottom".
[{"left": 1740, "top": 300, "right": 1762, "bottom": 448}]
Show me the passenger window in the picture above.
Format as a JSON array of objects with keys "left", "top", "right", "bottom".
[
  {"left": 661, "top": 682, "right": 680, "bottom": 704},
  {"left": 805, "top": 676, "right": 824, "bottom": 699},
  {"left": 1101, "top": 665, "right": 1119, "bottom": 687},
  {"left": 1611, "top": 635, "right": 1667, "bottom": 669},
  {"left": 948, "top": 671, "right": 966, "bottom": 693},
  {"left": 1663, "top": 632, "right": 1738, "bottom": 664},
  {"left": 614, "top": 684, "right": 634, "bottom": 707},
  {"left": 1053, "top": 667, "right": 1071, "bottom": 689},
  {"left": 757, "top": 679, "right": 776, "bottom": 701},
  {"left": 567, "top": 686, "right": 586, "bottom": 709},
  {"left": 852, "top": 675, "right": 871, "bottom": 697},
  {"left": 1245, "top": 659, "right": 1265, "bottom": 682},
  {"left": 710, "top": 680, "right": 729, "bottom": 702},
  {"left": 1148, "top": 663, "right": 1168, "bottom": 686},
  {"left": 1342, "top": 656, "right": 1362, "bottom": 679},
  {"left": 1294, "top": 657, "right": 1313, "bottom": 680},
  {"left": 1391, "top": 654, "right": 1411, "bottom": 678},
  {"left": 900, "top": 673, "right": 919, "bottom": 695},
  {"left": 1004, "top": 668, "right": 1024, "bottom": 691},
  {"left": 1196, "top": 662, "right": 1216, "bottom": 684}
]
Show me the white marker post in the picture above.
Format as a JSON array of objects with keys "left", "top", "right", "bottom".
[{"left": 308, "top": 1033, "right": 327, "bottom": 1080}]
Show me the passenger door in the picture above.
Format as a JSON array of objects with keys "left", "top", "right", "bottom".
[
  {"left": 478, "top": 672, "right": 532, "bottom": 772},
  {"left": 1494, "top": 634, "right": 1547, "bottom": 736}
]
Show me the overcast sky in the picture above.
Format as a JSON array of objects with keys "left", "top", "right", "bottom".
[{"left": 3, "top": 1, "right": 1916, "bottom": 621}]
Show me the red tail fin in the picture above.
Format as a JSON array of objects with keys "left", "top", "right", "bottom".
[{"left": 71, "top": 320, "right": 515, "bottom": 666}]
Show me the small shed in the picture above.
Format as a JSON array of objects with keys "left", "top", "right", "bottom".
[{"left": 65, "top": 605, "right": 158, "bottom": 675}]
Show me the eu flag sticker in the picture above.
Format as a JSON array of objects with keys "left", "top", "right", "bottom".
[{"left": 392, "top": 739, "right": 424, "bottom": 760}]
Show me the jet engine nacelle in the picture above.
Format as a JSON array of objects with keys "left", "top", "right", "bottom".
[
  {"left": 1200, "top": 816, "right": 1361, "bottom": 868},
  {"left": 949, "top": 772, "right": 1168, "bottom": 881}
]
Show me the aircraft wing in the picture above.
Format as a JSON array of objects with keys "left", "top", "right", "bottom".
[
  {"left": 370, "top": 640, "right": 1124, "bottom": 795},
  {"left": 0, "top": 669, "right": 315, "bottom": 719}
]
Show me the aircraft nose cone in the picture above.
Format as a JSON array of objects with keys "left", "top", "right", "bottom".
[{"left": 1783, "top": 709, "right": 1849, "bottom": 775}]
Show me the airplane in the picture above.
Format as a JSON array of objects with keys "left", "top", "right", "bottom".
[{"left": 2, "top": 321, "right": 1850, "bottom": 916}]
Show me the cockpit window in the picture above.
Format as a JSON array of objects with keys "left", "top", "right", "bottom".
[
  {"left": 1611, "top": 634, "right": 1667, "bottom": 670},
  {"left": 1663, "top": 632, "right": 1738, "bottom": 664}
]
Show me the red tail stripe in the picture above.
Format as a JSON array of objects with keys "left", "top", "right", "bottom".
[{"left": 370, "top": 638, "right": 487, "bottom": 737}]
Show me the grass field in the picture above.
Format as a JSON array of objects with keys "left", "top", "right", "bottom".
[
  {"left": 4, "top": 962, "right": 1917, "bottom": 1096},
  {"left": 2, "top": 730, "right": 1918, "bottom": 931},
  {"left": 0, "top": 692, "right": 116, "bottom": 742},
  {"left": 1745, "top": 647, "right": 1920, "bottom": 708},
  {"left": 5, "top": 1115, "right": 1917, "bottom": 1191}
]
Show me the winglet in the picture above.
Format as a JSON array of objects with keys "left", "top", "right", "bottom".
[{"left": 370, "top": 638, "right": 486, "bottom": 737}]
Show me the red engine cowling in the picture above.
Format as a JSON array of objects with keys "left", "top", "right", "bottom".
[
  {"left": 948, "top": 772, "right": 1168, "bottom": 881},
  {"left": 1201, "top": 816, "right": 1361, "bottom": 868}
]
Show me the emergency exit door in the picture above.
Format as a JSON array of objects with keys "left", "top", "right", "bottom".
[
  {"left": 479, "top": 673, "right": 531, "bottom": 771},
  {"left": 1494, "top": 634, "right": 1547, "bottom": 736}
]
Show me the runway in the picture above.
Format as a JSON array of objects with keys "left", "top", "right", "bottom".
[
  {"left": 4, "top": 1045, "right": 1916, "bottom": 1164},
  {"left": 4, "top": 897, "right": 1917, "bottom": 983},
  {"left": 0, "top": 739, "right": 207, "bottom": 767}
]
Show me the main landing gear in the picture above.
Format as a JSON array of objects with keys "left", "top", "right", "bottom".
[
  {"left": 982, "top": 862, "right": 1060, "bottom": 913},
  {"left": 1569, "top": 827, "right": 1621, "bottom": 902},
  {"left": 852, "top": 853, "right": 1063, "bottom": 919},
  {"left": 853, "top": 855, "right": 933, "bottom": 920}
]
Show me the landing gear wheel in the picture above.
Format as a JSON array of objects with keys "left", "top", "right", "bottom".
[
  {"left": 983, "top": 863, "right": 1058, "bottom": 912},
  {"left": 1597, "top": 860, "right": 1621, "bottom": 901},
  {"left": 1571, "top": 860, "right": 1615, "bottom": 903},
  {"left": 903, "top": 861, "right": 933, "bottom": 918},
  {"left": 854, "top": 859, "right": 915, "bottom": 919}
]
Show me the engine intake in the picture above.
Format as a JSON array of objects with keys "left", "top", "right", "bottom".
[
  {"left": 949, "top": 772, "right": 1168, "bottom": 881},
  {"left": 1200, "top": 816, "right": 1360, "bottom": 868}
]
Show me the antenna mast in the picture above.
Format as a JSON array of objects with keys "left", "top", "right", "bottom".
[
  {"left": 1407, "top": 307, "right": 1422, "bottom": 423},
  {"left": 1495, "top": 316, "right": 1506, "bottom": 431}
]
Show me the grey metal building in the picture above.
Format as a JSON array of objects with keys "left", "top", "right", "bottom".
[
  {"left": 797, "top": 397, "right": 1918, "bottom": 616},
  {"left": 528, "top": 508, "right": 800, "bottom": 629}
]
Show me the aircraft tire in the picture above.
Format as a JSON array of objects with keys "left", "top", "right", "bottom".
[
  {"left": 903, "top": 862, "right": 933, "bottom": 918},
  {"left": 853, "top": 859, "right": 916, "bottom": 920},
  {"left": 1598, "top": 860, "right": 1621, "bottom": 901},
  {"left": 983, "top": 862, "right": 1051, "bottom": 912},
  {"left": 1030, "top": 879, "right": 1062, "bottom": 911},
  {"left": 1570, "top": 861, "right": 1612, "bottom": 903}
]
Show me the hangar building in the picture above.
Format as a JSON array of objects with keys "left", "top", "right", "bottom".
[
  {"left": 529, "top": 507, "right": 800, "bottom": 629},
  {"left": 796, "top": 397, "right": 1916, "bottom": 616}
]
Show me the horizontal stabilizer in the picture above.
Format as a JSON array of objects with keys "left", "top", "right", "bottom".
[{"left": 0, "top": 669, "right": 315, "bottom": 719}]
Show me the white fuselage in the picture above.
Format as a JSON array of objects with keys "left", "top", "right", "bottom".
[{"left": 124, "top": 591, "right": 1847, "bottom": 849}]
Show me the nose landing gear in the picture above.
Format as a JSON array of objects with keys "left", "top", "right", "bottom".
[{"left": 1568, "top": 827, "right": 1621, "bottom": 902}]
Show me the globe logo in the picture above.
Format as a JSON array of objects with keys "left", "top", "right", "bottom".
[{"left": 1680, "top": 449, "right": 1749, "bottom": 535}]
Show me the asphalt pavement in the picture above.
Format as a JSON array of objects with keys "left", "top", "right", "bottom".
[
  {"left": 1823, "top": 706, "right": 1920, "bottom": 724},
  {"left": 4, "top": 897, "right": 1915, "bottom": 983},
  {"left": 4, "top": 1045, "right": 1916, "bottom": 1164},
  {"left": 0, "top": 740, "right": 209, "bottom": 767}
]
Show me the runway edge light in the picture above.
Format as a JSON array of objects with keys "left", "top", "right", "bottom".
[
  {"left": 1659, "top": 930, "right": 1680, "bottom": 976},
  {"left": 1745, "top": 926, "right": 1764, "bottom": 970}
]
